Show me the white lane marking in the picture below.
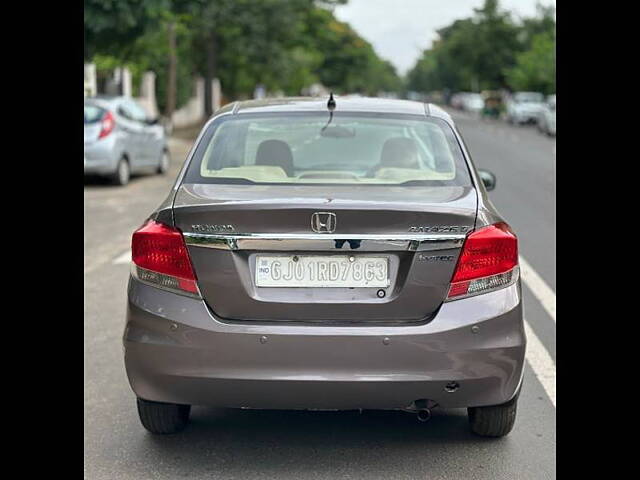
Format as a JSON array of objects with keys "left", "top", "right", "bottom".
[
  {"left": 519, "top": 256, "right": 556, "bottom": 322},
  {"left": 112, "top": 250, "right": 131, "bottom": 265},
  {"left": 524, "top": 318, "right": 556, "bottom": 407}
]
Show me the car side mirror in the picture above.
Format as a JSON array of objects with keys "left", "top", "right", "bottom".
[{"left": 478, "top": 169, "right": 496, "bottom": 191}]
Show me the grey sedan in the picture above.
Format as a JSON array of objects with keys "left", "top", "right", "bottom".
[
  {"left": 84, "top": 96, "right": 169, "bottom": 185},
  {"left": 124, "top": 96, "right": 524, "bottom": 438}
]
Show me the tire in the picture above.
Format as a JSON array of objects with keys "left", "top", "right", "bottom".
[
  {"left": 468, "top": 392, "right": 519, "bottom": 437},
  {"left": 112, "top": 157, "right": 130, "bottom": 186},
  {"left": 157, "top": 149, "right": 170, "bottom": 175},
  {"left": 136, "top": 398, "right": 191, "bottom": 434}
]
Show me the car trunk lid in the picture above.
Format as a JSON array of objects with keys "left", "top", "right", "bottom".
[{"left": 173, "top": 183, "right": 477, "bottom": 323}]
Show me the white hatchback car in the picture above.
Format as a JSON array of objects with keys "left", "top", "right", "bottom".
[
  {"left": 505, "top": 92, "right": 545, "bottom": 125},
  {"left": 84, "top": 96, "right": 170, "bottom": 185}
]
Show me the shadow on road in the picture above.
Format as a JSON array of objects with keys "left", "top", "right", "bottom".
[
  {"left": 138, "top": 408, "right": 502, "bottom": 476},
  {"left": 83, "top": 174, "right": 148, "bottom": 188}
]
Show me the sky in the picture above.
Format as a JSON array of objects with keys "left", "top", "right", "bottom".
[{"left": 334, "top": 0, "right": 556, "bottom": 75}]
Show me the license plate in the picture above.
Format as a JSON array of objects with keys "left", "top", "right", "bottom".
[{"left": 255, "top": 255, "right": 389, "bottom": 288}]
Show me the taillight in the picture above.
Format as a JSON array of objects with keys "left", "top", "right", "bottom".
[
  {"left": 447, "top": 222, "right": 518, "bottom": 300},
  {"left": 131, "top": 219, "right": 200, "bottom": 296},
  {"left": 98, "top": 111, "right": 115, "bottom": 139}
]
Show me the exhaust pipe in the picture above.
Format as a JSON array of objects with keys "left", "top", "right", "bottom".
[{"left": 416, "top": 408, "right": 431, "bottom": 422}]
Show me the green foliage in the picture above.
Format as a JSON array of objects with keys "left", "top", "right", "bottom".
[
  {"left": 85, "top": 0, "right": 399, "bottom": 109},
  {"left": 300, "top": 7, "right": 398, "bottom": 95},
  {"left": 129, "top": 14, "right": 196, "bottom": 112},
  {"left": 505, "top": 31, "right": 555, "bottom": 94},
  {"left": 407, "top": 0, "right": 555, "bottom": 95},
  {"left": 84, "top": 0, "right": 169, "bottom": 60}
]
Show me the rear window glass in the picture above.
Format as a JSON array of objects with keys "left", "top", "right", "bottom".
[
  {"left": 183, "top": 113, "right": 471, "bottom": 186},
  {"left": 84, "top": 104, "right": 105, "bottom": 124}
]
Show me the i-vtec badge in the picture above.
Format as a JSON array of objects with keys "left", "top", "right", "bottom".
[
  {"left": 418, "top": 254, "right": 455, "bottom": 262},
  {"left": 408, "top": 225, "right": 471, "bottom": 233},
  {"left": 191, "top": 224, "right": 235, "bottom": 233}
]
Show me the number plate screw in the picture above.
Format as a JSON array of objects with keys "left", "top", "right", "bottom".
[
  {"left": 349, "top": 256, "right": 355, "bottom": 262},
  {"left": 377, "top": 289, "right": 386, "bottom": 298}
]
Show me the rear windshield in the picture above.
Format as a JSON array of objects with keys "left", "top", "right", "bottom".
[
  {"left": 184, "top": 113, "right": 471, "bottom": 187},
  {"left": 84, "top": 104, "right": 105, "bottom": 124}
]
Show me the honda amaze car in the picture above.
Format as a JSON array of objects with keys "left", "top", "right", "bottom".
[{"left": 124, "top": 96, "right": 525, "bottom": 438}]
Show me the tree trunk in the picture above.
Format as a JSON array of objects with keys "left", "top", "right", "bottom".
[
  {"left": 165, "top": 20, "right": 177, "bottom": 120},
  {"left": 204, "top": 32, "right": 217, "bottom": 117}
]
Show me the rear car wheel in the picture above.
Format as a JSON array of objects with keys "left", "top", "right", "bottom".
[
  {"left": 468, "top": 392, "right": 519, "bottom": 437},
  {"left": 136, "top": 398, "right": 191, "bottom": 434},
  {"left": 113, "top": 157, "right": 130, "bottom": 186},
  {"left": 157, "top": 149, "right": 170, "bottom": 175}
]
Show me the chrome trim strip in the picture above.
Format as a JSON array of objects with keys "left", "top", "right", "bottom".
[{"left": 183, "top": 232, "right": 465, "bottom": 252}]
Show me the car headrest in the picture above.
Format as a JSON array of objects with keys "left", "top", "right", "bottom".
[
  {"left": 255, "top": 140, "right": 294, "bottom": 177},
  {"left": 379, "top": 137, "right": 420, "bottom": 169}
]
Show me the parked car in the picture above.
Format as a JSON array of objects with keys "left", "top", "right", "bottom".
[
  {"left": 84, "top": 95, "right": 169, "bottom": 185},
  {"left": 450, "top": 92, "right": 471, "bottom": 109},
  {"left": 537, "top": 94, "right": 556, "bottom": 136},
  {"left": 461, "top": 93, "right": 484, "bottom": 114},
  {"left": 505, "top": 91, "right": 545, "bottom": 125},
  {"left": 124, "top": 96, "right": 524, "bottom": 438}
]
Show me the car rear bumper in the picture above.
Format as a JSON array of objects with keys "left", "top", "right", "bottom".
[{"left": 123, "top": 278, "right": 525, "bottom": 410}]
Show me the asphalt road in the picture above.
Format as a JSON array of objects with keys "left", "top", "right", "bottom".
[{"left": 84, "top": 112, "right": 556, "bottom": 479}]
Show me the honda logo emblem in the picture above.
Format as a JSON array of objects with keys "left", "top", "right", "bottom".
[{"left": 311, "top": 212, "right": 336, "bottom": 233}]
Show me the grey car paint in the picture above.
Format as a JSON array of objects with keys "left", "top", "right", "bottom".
[
  {"left": 174, "top": 184, "right": 475, "bottom": 323},
  {"left": 124, "top": 96, "right": 525, "bottom": 411},
  {"left": 84, "top": 96, "right": 168, "bottom": 178}
]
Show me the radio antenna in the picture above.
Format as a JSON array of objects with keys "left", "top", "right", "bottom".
[
  {"left": 327, "top": 92, "right": 336, "bottom": 111},
  {"left": 321, "top": 92, "right": 336, "bottom": 132}
]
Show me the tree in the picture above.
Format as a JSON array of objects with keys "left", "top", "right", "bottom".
[
  {"left": 189, "top": 0, "right": 320, "bottom": 114},
  {"left": 519, "top": 3, "right": 556, "bottom": 49},
  {"left": 84, "top": 0, "right": 168, "bottom": 60},
  {"left": 505, "top": 31, "right": 555, "bottom": 94},
  {"left": 84, "top": 0, "right": 401, "bottom": 114},
  {"left": 406, "top": 0, "right": 555, "bottom": 95}
]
